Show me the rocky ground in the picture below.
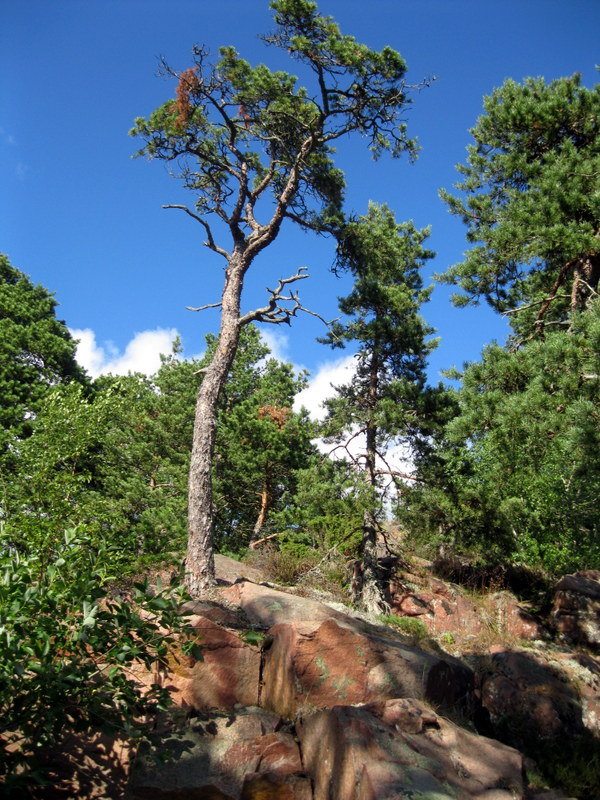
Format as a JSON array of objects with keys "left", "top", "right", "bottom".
[{"left": 35, "top": 554, "right": 600, "bottom": 799}]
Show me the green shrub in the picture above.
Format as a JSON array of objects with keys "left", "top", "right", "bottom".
[
  {"left": 379, "top": 614, "right": 428, "bottom": 641},
  {"left": 0, "top": 528, "right": 197, "bottom": 791}
]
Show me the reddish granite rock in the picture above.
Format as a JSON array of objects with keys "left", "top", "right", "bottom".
[
  {"left": 222, "top": 582, "right": 474, "bottom": 717},
  {"left": 489, "top": 592, "right": 546, "bottom": 640},
  {"left": 393, "top": 592, "right": 432, "bottom": 616},
  {"left": 263, "top": 616, "right": 473, "bottom": 716},
  {"left": 221, "top": 580, "right": 349, "bottom": 627},
  {"left": 552, "top": 570, "right": 600, "bottom": 650},
  {"left": 215, "top": 553, "right": 266, "bottom": 585},
  {"left": 130, "top": 708, "right": 307, "bottom": 800},
  {"left": 541, "top": 649, "right": 600, "bottom": 737},
  {"left": 164, "top": 611, "right": 261, "bottom": 710},
  {"left": 478, "top": 649, "right": 586, "bottom": 749},
  {"left": 241, "top": 772, "right": 313, "bottom": 800},
  {"left": 297, "top": 699, "right": 524, "bottom": 800},
  {"left": 389, "top": 576, "right": 485, "bottom": 637},
  {"left": 390, "top": 579, "right": 544, "bottom": 641}
]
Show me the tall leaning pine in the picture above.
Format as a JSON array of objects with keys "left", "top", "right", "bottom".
[{"left": 131, "top": 0, "right": 427, "bottom": 596}]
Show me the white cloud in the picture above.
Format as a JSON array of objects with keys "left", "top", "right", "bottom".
[
  {"left": 70, "top": 328, "right": 179, "bottom": 378},
  {"left": 294, "top": 354, "right": 356, "bottom": 420},
  {"left": 259, "top": 328, "right": 291, "bottom": 364},
  {"left": 295, "top": 354, "right": 416, "bottom": 483}
]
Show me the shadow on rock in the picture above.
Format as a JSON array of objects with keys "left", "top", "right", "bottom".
[{"left": 467, "top": 644, "right": 600, "bottom": 798}]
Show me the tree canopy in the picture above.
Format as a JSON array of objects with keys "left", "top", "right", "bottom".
[
  {"left": 403, "top": 73, "right": 600, "bottom": 575},
  {"left": 0, "top": 253, "right": 87, "bottom": 446},
  {"left": 438, "top": 74, "right": 600, "bottom": 339}
]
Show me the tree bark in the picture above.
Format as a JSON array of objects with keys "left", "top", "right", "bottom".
[
  {"left": 250, "top": 475, "right": 271, "bottom": 544},
  {"left": 571, "top": 253, "right": 600, "bottom": 315},
  {"left": 185, "top": 251, "right": 246, "bottom": 596},
  {"left": 354, "top": 354, "right": 389, "bottom": 614}
]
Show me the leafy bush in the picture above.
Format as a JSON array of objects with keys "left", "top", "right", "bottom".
[{"left": 0, "top": 528, "right": 198, "bottom": 791}]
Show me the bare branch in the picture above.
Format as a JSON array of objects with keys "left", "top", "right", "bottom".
[
  {"left": 375, "top": 469, "right": 421, "bottom": 482},
  {"left": 238, "top": 267, "right": 335, "bottom": 328},
  {"left": 150, "top": 477, "right": 175, "bottom": 490},
  {"left": 162, "top": 204, "right": 230, "bottom": 259},
  {"left": 300, "top": 527, "right": 365, "bottom": 579},
  {"left": 248, "top": 532, "right": 283, "bottom": 550},
  {"left": 578, "top": 277, "right": 599, "bottom": 298},
  {"left": 186, "top": 301, "right": 222, "bottom": 312},
  {"left": 502, "top": 294, "right": 571, "bottom": 315},
  {"left": 534, "top": 257, "right": 577, "bottom": 326},
  {"left": 324, "top": 428, "right": 367, "bottom": 467}
]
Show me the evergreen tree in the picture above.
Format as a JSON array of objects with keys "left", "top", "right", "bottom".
[
  {"left": 405, "top": 305, "right": 600, "bottom": 574},
  {"left": 406, "top": 73, "right": 600, "bottom": 575},
  {"left": 290, "top": 457, "right": 367, "bottom": 556},
  {"left": 438, "top": 73, "right": 600, "bottom": 339},
  {"left": 131, "top": 0, "right": 427, "bottom": 595},
  {"left": 0, "top": 254, "right": 87, "bottom": 448},
  {"left": 209, "top": 327, "right": 317, "bottom": 552},
  {"left": 320, "top": 203, "right": 438, "bottom": 611},
  {"left": 4, "top": 327, "right": 313, "bottom": 566}
]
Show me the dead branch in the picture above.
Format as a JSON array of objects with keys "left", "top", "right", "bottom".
[
  {"left": 248, "top": 532, "right": 282, "bottom": 550},
  {"left": 239, "top": 267, "right": 337, "bottom": 328},
  {"left": 162, "top": 204, "right": 230, "bottom": 259},
  {"left": 150, "top": 477, "right": 175, "bottom": 490},
  {"left": 502, "top": 294, "right": 571, "bottom": 315},
  {"left": 186, "top": 301, "right": 222, "bottom": 312},
  {"left": 534, "top": 257, "right": 577, "bottom": 328},
  {"left": 300, "top": 526, "right": 364, "bottom": 578},
  {"left": 325, "top": 428, "right": 367, "bottom": 467},
  {"left": 375, "top": 469, "right": 422, "bottom": 482},
  {"left": 577, "top": 277, "right": 599, "bottom": 298}
]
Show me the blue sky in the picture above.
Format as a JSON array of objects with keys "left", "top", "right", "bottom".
[{"left": 1, "top": 0, "right": 599, "bottom": 413}]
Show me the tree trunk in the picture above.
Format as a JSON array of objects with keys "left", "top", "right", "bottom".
[
  {"left": 354, "top": 355, "right": 389, "bottom": 615},
  {"left": 359, "top": 509, "right": 389, "bottom": 615},
  {"left": 571, "top": 253, "right": 600, "bottom": 314},
  {"left": 250, "top": 475, "right": 271, "bottom": 544},
  {"left": 185, "top": 252, "right": 246, "bottom": 596}
]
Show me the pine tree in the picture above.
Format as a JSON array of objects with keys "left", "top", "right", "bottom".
[
  {"left": 407, "top": 73, "right": 600, "bottom": 574},
  {"left": 320, "top": 203, "right": 438, "bottom": 611},
  {"left": 131, "top": 0, "right": 427, "bottom": 595},
  {"left": 438, "top": 74, "right": 600, "bottom": 339},
  {"left": 0, "top": 254, "right": 87, "bottom": 446},
  {"left": 402, "top": 305, "right": 600, "bottom": 574},
  {"left": 208, "top": 326, "right": 316, "bottom": 552}
]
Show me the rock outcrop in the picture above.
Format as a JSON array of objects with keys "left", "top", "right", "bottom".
[
  {"left": 131, "top": 707, "right": 312, "bottom": 800},
  {"left": 164, "top": 602, "right": 262, "bottom": 710},
  {"left": 125, "top": 563, "right": 597, "bottom": 800},
  {"left": 298, "top": 699, "right": 524, "bottom": 800},
  {"left": 132, "top": 699, "right": 526, "bottom": 800},
  {"left": 390, "top": 570, "right": 546, "bottom": 642},
  {"left": 552, "top": 570, "right": 600, "bottom": 651},
  {"left": 33, "top": 555, "right": 600, "bottom": 799},
  {"left": 222, "top": 580, "right": 474, "bottom": 717}
]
